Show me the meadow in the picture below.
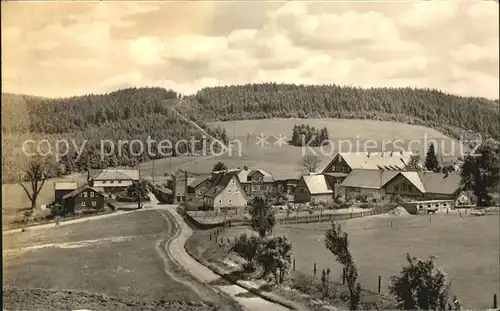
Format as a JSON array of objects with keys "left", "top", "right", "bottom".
[
  {"left": 274, "top": 214, "right": 499, "bottom": 310},
  {"left": 3, "top": 210, "right": 200, "bottom": 303}
]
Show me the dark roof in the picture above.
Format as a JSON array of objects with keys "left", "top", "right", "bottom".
[
  {"left": 340, "top": 170, "right": 400, "bottom": 189},
  {"left": 62, "top": 185, "right": 105, "bottom": 200},
  {"left": 418, "top": 171, "right": 462, "bottom": 195},
  {"left": 190, "top": 176, "right": 212, "bottom": 189},
  {"left": 204, "top": 171, "right": 239, "bottom": 198}
]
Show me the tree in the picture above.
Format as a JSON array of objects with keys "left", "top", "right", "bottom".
[
  {"left": 405, "top": 154, "right": 422, "bottom": 171},
  {"left": 325, "top": 221, "right": 361, "bottom": 310},
  {"left": 460, "top": 139, "right": 500, "bottom": 206},
  {"left": 389, "top": 254, "right": 456, "bottom": 310},
  {"left": 248, "top": 196, "right": 276, "bottom": 237},
  {"left": 425, "top": 144, "right": 440, "bottom": 172},
  {"left": 232, "top": 233, "right": 261, "bottom": 271},
  {"left": 301, "top": 154, "right": 322, "bottom": 173},
  {"left": 256, "top": 235, "right": 292, "bottom": 284},
  {"left": 19, "top": 156, "right": 53, "bottom": 213},
  {"left": 213, "top": 161, "right": 227, "bottom": 172}
]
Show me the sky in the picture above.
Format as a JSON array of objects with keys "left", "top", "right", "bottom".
[{"left": 1, "top": 1, "right": 499, "bottom": 99}]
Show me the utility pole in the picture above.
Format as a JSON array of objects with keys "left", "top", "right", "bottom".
[
  {"left": 184, "top": 170, "right": 188, "bottom": 205},
  {"left": 152, "top": 158, "right": 155, "bottom": 185}
]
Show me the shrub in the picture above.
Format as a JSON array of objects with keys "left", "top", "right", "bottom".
[
  {"left": 232, "top": 233, "right": 261, "bottom": 271},
  {"left": 358, "top": 203, "right": 370, "bottom": 209},
  {"left": 256, "top": 235, "right": 293, "bottom": 284},
  {"left": 389, "top": 254, "right": 459, "bottom": 310},
  {"left": 339, "top": 203, "right": 352, "bottom": 209}
]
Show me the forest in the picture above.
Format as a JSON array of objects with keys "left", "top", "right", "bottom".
[
  {"left": 2, "top": 83, "right": 498, "bottom": 183},
  {"left": 177, "top": 83, "right": 499, "bottom": 141},
  {"left": 1, "top": 88, "right": 228, "bottom": 182}
]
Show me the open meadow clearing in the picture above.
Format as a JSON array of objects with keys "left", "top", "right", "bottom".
[
  {"left": 274, "top": 214, "right": 499, "bottom": 310},
  {"left": 3, "top": 210, "right": 200, "bottom": 304},
  {"left": 196, "top": 118, "right": 464, "bottom": 177}
]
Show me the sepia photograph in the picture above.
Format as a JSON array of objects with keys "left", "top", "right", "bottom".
[{"left": 1, "top": 1, "right": 499, "bottom": 310}]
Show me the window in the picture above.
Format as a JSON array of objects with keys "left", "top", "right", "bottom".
[
  {"left": 102, "top": 180, "right": 107, "bottom": 184},
  {"left": 92, "top": 201, "right": 97, "bottom": 207},
  {"left": 401, "top": 184, "right": 406, "bottom": 192},
  {"left": 395, "top": 185, "right": 400, "bottom": 192},
  {"left": 90, "top": 192, "right": 94, "bottom": 198},
  {"left": 110, "top": 180, "right": 114, "bottom": 184},
  {"left": 232, "top": 180, "right": 235, "bottom": 184},
  {"left": 300, "top": 188, "right": 305, "bottom": 193},
  {"left": 219, "top": 200, "right": 222, "bottom": 204},
  {"left": 235, "top": 188, "right": 239, "bottom": 193},
  {"left": 117, "top": 180, "right": 122, "bottom": 184},
  {"left": 228, "top": 199, "right": 232, "bottom": 205},
  {"left": 83, "top": 192, "right": 88, "bottom": 198},
  {"left": 81, "top": 201, "right": 86, "bottom": 207},
  {"left": 228, "top": 189, "right": 231, "bottom": 193}
]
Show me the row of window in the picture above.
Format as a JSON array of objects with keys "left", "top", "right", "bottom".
[
  {"left": 100, "top": 180, "right": 123, "bottom": 184},
  {"left": 81, "top": 201, "right": 98, "bottom": 207},
  {"left": 80, "top": 192, "right": 96, "bottom": 198},
  {"left": 395, "top": 183, "right": 414, "bottom": 193}
]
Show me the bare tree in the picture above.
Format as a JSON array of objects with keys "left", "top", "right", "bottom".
[
  {"left": 301, "top": 154, "right": 322, "bottom": 173},
  {"left": 19, "top": 156, "right": 52, "bottom": 213}
]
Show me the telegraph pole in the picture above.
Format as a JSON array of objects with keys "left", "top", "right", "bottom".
[
  {"left": 184, "top": 170, "right": 188, "bottom": 205},
  {"left": 152, "top": 158, "right": 155, "bottom": 185}
]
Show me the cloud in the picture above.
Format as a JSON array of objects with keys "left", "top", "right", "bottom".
[{"left": 2, "top": 1, "right": 499, "bottom": 99}]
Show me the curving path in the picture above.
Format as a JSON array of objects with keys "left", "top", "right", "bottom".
[{"left": 151, "top": 194, "right": 292, "bottom": 311}]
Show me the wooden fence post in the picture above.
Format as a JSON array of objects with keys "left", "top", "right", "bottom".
[
  {"left": 494, "top": 293, "right": 497, "bottom": 309},
  {"left": 378, "top": 275, "right": 381, "bottom": 293},
  {"left": 342, "top": 268, "right": 346, "bottom": 284},
  {"left": 314, "top": 263, "right": 317, "bottom": 277},
  {"left": 293, "top": 258, "right": 296, "bottom": 271}
]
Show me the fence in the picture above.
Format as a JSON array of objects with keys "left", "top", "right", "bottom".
[
  {"left": 289, "top": 258, "right": 498, "bottom": 309},
  {"left": 277, "top": 209, "right": 383, "bottom": 225}
]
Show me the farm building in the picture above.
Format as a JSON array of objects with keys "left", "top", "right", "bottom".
[
  {"left": 203, "top": 171, "right": 248, "bottom": 211},
  {"left": 338, "top": 170, "right": 400, "bottom": 201},
  {"left": 54, "top": 182, "right": 78, "bottom": 203},
  {"left": 274, "top": 178, "right": 299, "bottom": 196},
  {"left": 384, "top": 171, "right": 464, "bottom": 201},
  {"left": 402, "top": 200, "right": 455, "bottom": 214},
  {"left": 61, "top": 185, "right": 106, "bottom": 214},
  {"left": 294, "top": 174, "right": 334, "bottom": 204},
  {"left": 88, "top": 169, "right": 139, "bottom": 194},
  {"left": 338, "top": 169, "right": 465, "bottom": 203}
]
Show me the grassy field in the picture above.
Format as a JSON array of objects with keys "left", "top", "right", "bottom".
[
  {"left": 173, "top": 118, "right": 462, "bottom": 178},
  {"left": 274, "top": 214, "right": 499, "bottom": 310},
  {"left": 3, "top": 210, "right": 200, "bottom": 303}
]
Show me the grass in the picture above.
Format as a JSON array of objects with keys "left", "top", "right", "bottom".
[
  {"left": 3, "top": 210, "right": 200, "bottom": 303},
  {"left": 275, "top": 214, "right": 500, "bottom": 310},
  {"left": 169, "top": 118, "right": 463, "bottom": 179},
  {"left": 188, "top": 213, "right": 499, "bottom": 310}
]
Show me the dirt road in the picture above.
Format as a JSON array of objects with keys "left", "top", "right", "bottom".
[{"left": 151, "top": 194, "right": 291, "bottom": 311}]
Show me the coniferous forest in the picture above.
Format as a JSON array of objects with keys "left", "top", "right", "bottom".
[{"left": 2, "top": 83, "right": 499, "bottom": 182}]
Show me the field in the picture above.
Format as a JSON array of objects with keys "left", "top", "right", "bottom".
[
  {"left": 274, "top": 214, "right": 499, "bottom": 310},
  {"left": 3, "top": 210, "right": 200, "bottom": 304},
  {"left": 176, "top": 118, "right": 462, "bottom": 178}
]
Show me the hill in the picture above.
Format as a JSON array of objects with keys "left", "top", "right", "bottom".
[
  {"left": 1, "top": 88, "right": 229, "bottom": 183},
  {"left": 177, "top": 83, "right": 499, "bottom": 141}
]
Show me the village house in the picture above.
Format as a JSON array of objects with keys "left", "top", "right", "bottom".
[
  {"left": 236, "top": 167, "right": 275, "bottom": 196},
  {"left": 203, "top": 171, "right": 248, "bottom": 211},
  {"left": 54, "top": 182, "right": 78, "bottom": 203},
  {"left": 88, "top": 169, "right": 139, "bottom": 194},
  {"left": 294, "top": 174, "right": 335, "bottom": 204},
  {"left": 61, "top": 185, "right": 106, "bottom": 214}
]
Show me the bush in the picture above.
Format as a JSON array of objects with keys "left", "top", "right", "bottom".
[
  {"left": 339, "top": 203, "right": 352, "bottom": 209},
  {"left": 232, "top": 233, "right": 261, "bottom": 271},
  {"left": 358, "top": 203, "right": 370, "bottom": 209}
]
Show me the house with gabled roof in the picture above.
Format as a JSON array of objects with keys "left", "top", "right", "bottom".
[
  {"left": 203, "top": 171, "right": 248, "bottom": 211},
  {"left": 88, "top": 169, "right": 139, "bottom": 194},
  {"left": 339, "top": 169, "right": 465, "bottom": 202},
  {"left": 236, "top": 166, "right": 275, "bottom": 196},
  {"left": 294, "top": 174, "right": 334, "bottom": 204},
  {"left": 61, "top": 185, "right": 106, "bottom": 214}
]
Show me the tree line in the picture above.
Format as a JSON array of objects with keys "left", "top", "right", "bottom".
[{"left": 177, "top": 83, "right": 499, "bottom": 141}]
